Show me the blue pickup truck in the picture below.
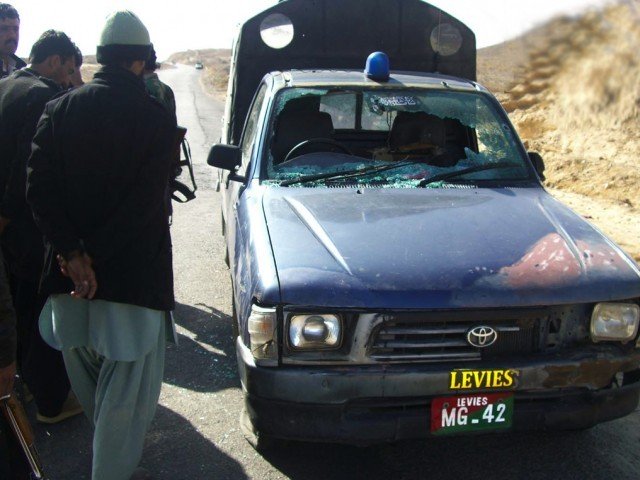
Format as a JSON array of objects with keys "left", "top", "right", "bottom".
[{"left": 208, "top": 0, "right": 640, "bottom": 448}]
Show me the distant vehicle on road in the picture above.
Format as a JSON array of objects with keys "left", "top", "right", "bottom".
[
  {"left": 195, "top": 61, "right": 203, "bottom": 70},
  {"left": 208, "top": 0, "right": 640, "bottom": 450}
]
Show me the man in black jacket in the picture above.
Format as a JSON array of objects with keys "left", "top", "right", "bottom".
[
  {"left": 0, "top": 4, "right": 24, "bottom": 78},
  {"left": 27, "top": 10, "right": 176, "bottom": 479},
  {"left": 0, "top": 248, "right": 16, "bottom": 398},
  {"left": 0, "top": 247, "right": 29, "bottom": 480},
  {"left": 0, "top": 30, "right": 80, "bottom": 424}
]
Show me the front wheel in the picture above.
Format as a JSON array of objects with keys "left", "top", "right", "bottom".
[{"left": 240, "top": 407, "right": 281, "bottom": 453}]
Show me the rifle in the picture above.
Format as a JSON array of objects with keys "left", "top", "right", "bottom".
[
  {"left": 1, "top": 394, "right": 47, "bottom": 479},
  {"left": 171, "top": 126, "right": 197, "bottom": 203}
]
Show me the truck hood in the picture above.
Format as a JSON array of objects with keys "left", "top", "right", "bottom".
[{"left": 262, "top": 187, "right": 640, "bottom": 309}]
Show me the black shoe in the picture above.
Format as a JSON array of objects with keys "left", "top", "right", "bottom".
[{"left": 36, "top": 392, "right": 83, "bottom": 424}]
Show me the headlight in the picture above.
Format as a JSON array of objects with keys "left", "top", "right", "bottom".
[
  {"left": 248, "top": 305, "right": 277, "bottom": 365},
  {"left": 591, "top": 303, "right": 639, "bottom": 343},
  {"left": 289, "top": 314, "right": 341, "bottom": 350}
]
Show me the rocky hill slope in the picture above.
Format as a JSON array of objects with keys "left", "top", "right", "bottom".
[
  {"left": 484, "top": 2, "right": 639, "bottom": 210},
  {"left": 478, "top": 1, "right": 639, "bottom": 261}
]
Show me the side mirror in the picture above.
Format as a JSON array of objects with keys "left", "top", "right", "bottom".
[
  {"left": 528, "top": 151, "right": 545, "bottom": 181},
  {"left": 207, "top": 144, "right": 241, "bottom": 171}
]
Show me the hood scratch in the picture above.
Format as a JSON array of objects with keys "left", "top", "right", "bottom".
[
  {"left": 537, "top": 198, "right": 586, "bottom": 274},
  {"left": 284, "top": 197, "right": 353, "bottom": 276}
]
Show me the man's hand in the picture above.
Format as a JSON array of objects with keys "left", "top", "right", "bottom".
[
  {"left": 57, "top": 251, "right": 98, "bottom": 299},
  {"left": 0, "top": 216, "right": 9, "bottom": 236},
  {"left": 0, "top": 361, "right": 16, "bottom": 399}
]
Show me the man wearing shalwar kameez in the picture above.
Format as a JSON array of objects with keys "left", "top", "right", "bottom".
[{"left": 26, "top": 10, "right": 177, "bottom": 480}]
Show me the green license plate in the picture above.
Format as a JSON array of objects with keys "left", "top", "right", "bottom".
[{"left": 431, "top": 392, "right": 513, "bottom": 435}]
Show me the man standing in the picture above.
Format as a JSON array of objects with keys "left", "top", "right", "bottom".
[
  {"left": 0, "top": 248, "right": 29, "bottom": 479},
  {"left": 0, "top": 4, "right": 24, "bottom": 78},
  {"left": 143, "top": 44, "right": 176, "bottom": 121},
  {"left": 0, "top": 30, "right": 80, "bottom": 424},
  {"left": 67, "top": 45, "right": 84, "bottom": 88},
  {"left": 27, "top": 10, "right": 176, "bottom": 480},
  {"left": 0, "top": 249, "right": 16, "bottom": 402}
]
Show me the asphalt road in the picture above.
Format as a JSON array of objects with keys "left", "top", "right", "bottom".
[{"left": 32, "top": 65, "right": 640, "bottom": 480}]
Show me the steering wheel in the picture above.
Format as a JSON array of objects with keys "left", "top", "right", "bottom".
[{"left": 283, "top": 138, "right": 352, "bottom": 163}]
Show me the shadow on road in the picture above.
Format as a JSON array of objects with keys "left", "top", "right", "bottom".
[
  {"left": 34, "top": 410, "right": 93, "bottom": 479},
  {"left": 264, "top": 433, "right": 593, "bottom": 480},
  {"left": 261, "top": 430, "right": 613, "bottom": 480},
  {"left": 163, "top": 302, "right": 239, "bottom": 393},
  {"left": 34, "top": 403, "right": 247, "bottom": 479},
  {"left": 143, "top": 405, "right": 247, "bottom": 479}
]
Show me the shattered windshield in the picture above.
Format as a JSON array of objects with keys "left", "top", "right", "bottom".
[{"left": 263, "top": 87, "right": 531, "bottom": 188}]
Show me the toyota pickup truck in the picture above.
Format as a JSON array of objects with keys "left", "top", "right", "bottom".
[{"left": 207, "top": 0, "right": 640, "bottom": 448}]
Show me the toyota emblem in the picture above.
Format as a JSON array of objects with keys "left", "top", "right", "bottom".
[{"left": 467, "top": 326, "right": 498, "bottom": 348}]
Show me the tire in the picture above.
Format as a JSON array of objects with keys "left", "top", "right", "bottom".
[{"left": 239, "top": 407, "right": 280, "bottom": 453}]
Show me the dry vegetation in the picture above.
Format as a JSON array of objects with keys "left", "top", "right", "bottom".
[
  {"left": 486, "top": 3, "right": 640, "bottom": 209},
  {"left": 479, "top": 1, "right": 640, "bottom": 261},
  {"left": 163, "top": 1, "right": 640, "bottom": 262}
]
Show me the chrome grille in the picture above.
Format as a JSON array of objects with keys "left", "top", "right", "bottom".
[
  {"left": 369, "top": 315, "right": 540, "bottom": 363},
  {"left": 282, "top": 306, "right": 590, "bottom": 366}
]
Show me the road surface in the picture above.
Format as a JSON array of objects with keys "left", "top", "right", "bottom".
[{"left": 32, "top": 64, "right": 640, "bottom": 480}]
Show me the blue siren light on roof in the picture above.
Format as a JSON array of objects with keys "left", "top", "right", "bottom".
[{"left": 365, "top": 51, "right": 390, "bottom": 81}]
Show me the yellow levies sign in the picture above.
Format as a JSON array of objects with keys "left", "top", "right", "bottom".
[{"left": 449, "top": 369, "right": 520, "bottom": 390}]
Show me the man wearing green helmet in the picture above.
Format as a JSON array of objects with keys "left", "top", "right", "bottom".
[{"left": 27, "top": 10, "right": 177, "bottom": 480}]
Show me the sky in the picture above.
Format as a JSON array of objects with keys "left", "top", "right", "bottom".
[{"left": 12, "top": 0, "right": 613, "bottom": 61}]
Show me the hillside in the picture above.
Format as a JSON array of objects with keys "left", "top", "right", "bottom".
[
  {"left": 478, "top": 1, "right": 640, "bottom": 261},
  {"left": 489, "top": 3, "right": 639, "bottom": 209}
]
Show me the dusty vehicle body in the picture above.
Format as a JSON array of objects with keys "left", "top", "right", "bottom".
[{"left": 209, "top": 0, "right": 640, "bottom": 445}]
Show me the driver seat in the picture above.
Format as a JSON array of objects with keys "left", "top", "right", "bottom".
[{"left": 271, "top": 110, "right": 335, "bottom": 164}]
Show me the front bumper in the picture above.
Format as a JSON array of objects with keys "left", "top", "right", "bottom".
[{"left": 237, "top": 339, "right": 640, "bottom": 443}]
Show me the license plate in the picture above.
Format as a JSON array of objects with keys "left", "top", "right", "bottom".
[{"left": 431, "top": 392, "right": 513, "bottom": 435}]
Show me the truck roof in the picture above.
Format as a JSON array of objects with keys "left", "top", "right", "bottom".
[
  {"left": 270, "top": 69, "right": 480, "bottom": 92},
  {"left": 224, "top": 0, "right": 477, "bottom": 145}
]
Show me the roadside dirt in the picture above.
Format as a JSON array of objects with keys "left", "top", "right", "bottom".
[{"left": 479, "top": 0, "right": 640, "bottom": 262}]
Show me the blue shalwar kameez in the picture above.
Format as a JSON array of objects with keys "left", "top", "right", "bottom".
[{"left": 40, "top": 294, "right": 172, "bottom": 480}]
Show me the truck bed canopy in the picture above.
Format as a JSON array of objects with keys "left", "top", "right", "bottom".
[{"left": 225, "top": 0, "right": 476, "bottom": 145}]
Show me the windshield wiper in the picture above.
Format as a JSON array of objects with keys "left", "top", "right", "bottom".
[
  {"left": 417, "top": 162, "right": 521, "bottom": 188},
  {"left": 279, "top": 160, "right": 422, "bottom": 187}
]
